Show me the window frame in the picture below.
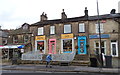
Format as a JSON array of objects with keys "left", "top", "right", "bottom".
[
  {"left": 13, "top": 36, "right": 18, "bottom": 43},
  {"left": 50, "top": 25, "right": 55, "bottom": 35},
  {"left": 61, "top": 38, "right": 74, "bottom": 53},
  {"left": 94, "top": 41, "right": 106, "bottom": 55},
  {"left": 38, "top": 27, "right": 44, "bottom": 35},
  {"left": 111, "top": 41, "right": 118, "bottom": 57},
  {"left": 64, "top": 24, "right": 72, "bottom": 33},
  {"left": 79, "top": 23, "right": 85, "bottom": 33},
  {"left": 24, "top": 35, "right": 29, "bottom": 43},
  {"left": 95, "top": 23, "right": 104, "bottom": 33}
]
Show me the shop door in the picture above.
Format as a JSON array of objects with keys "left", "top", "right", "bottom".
[
  {"left": 49, "top": 39, "right": 56, "bottom": 54},
  {"left": 78, "top": 36, "right": 87, "bottom": 54}
]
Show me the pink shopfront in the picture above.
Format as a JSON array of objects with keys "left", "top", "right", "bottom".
[
  {"left": 35, "top": 36, "right": 56, "bottom": 54},
  {"left": 48, "top": 39, "right": 56, "bottom": 54}
]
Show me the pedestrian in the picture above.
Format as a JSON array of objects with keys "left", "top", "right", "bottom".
[{"left": 46, "top": 54, "right": 52, "bottom": 68}]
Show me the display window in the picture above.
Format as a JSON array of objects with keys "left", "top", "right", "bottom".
[
  {"left": 37, "top": 41, "right": 44, "bottom": 53},
  {"left": 63, "top": 39, "right": 72, "bottom": 53}
]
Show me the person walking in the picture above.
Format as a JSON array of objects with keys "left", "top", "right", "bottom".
[{"left": 46, "top": 54, "right": 52, "bottom": 68}]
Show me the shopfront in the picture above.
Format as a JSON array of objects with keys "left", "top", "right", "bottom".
[
  {"left": 78, "top": 36, "right": 87, "bottom": 54},
  {"left": 61, "top": 34, "right": 74, "bottom": 53},
  {"left": 35, "top": 36, "right": 46, "bottom": 54}
]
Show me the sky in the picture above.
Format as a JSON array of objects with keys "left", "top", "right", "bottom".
[{"left": 0, "top": 0, "right": 120, "bottom": 29}]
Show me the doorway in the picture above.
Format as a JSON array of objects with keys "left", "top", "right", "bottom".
[
  {"left": 78, "top": 36, "right": 87, "bottom": 54},
  {"left": 49, "top": 39, "right": 56, "bottom": 54}
]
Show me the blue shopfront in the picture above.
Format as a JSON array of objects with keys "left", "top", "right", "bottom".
[{"left": 78, "top": 36, "right": 87, "bottom": 54}]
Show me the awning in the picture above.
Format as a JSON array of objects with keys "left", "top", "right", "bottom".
[
  {"left": 0, "top": 45, "right": 25, "bottom": 49},
  {"left": 18, "top": 45, "right": 25, "bottom": 48},
  {"left": 0, "top": 45, "right": 4, "bottom": 49}
]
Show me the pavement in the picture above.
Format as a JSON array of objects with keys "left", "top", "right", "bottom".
[{"left": 1, "top": 62, "right": 120, "bottom": 74}]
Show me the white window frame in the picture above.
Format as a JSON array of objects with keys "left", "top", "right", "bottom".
[
  {"left": 111, "top": 41, "right": 118, "bottom": 57},
  {"left": 38, "top": 27, "right": 44, "bottom": 35},
  {"left": 79, "top": 23, "right": 85, "bottom": 32},
  {"left": 64, "top": 24, "right": 71, "bottom": 33},
  {"left": 95, "top": 23, "right": 104, "bottom": 33},
  {"left": 50, "top": 26, "right": 55, "bottom": 34},
  {"left": 94, "top": 41, "right": 106, "bottom": 55},
  {"left": 61, "top": 38, "right": 74, "bottom": 53}
]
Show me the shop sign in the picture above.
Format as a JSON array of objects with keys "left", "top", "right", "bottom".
[
  {"left": 89, "top": 34, "right": 110, "bottom": 39},
  {"left": 61, "top": 34, "right": 73, "bottom": 39},
  {"left": 35, "top": 36, "right": 45, "bottom": 40}
]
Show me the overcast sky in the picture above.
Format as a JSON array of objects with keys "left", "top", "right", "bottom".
[{"left": 0, "top": 0, "right": 120, "bottom": 29}]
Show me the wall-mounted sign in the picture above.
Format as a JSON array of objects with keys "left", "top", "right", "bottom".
[
  {"left": 35, "top": 36, "right": 45, "bottom": 40},
  {"left": 89, "top": 34, "right": 110, "bottom": 39},
  {"left": 61, "top": 34, "right": 73, "bottom": 39}
]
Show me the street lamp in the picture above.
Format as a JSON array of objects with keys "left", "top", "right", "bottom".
[{"left": 96, "top": 0, "right": 103, "bottom": 68}]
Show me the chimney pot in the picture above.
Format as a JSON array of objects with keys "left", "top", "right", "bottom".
[
  {"left": 61, "top": 9, "right": 67, "bottom": 19},
  {"left": 84, "top": 7, "right": 88, "bottom": 17},
  {"left": 110, "top": 9, "right": 116, "bottom": 14}
]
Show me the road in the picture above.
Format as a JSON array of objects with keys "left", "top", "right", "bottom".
[
  {"left": 1, "top": 64, "right": 119, "bottom": 75},
  {"left": 1, "top": 70, "right": 119, "bottom": 75}
]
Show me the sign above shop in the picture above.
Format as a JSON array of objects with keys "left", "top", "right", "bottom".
[
  {"left": 89, "top": 34, "right": 110, "bottom": 39},
  {"left": 61, "top": 34, "right": 73, "bottom": 39},
  {"left": 35, "top": 36, "right": 45, "bottom": 40}
]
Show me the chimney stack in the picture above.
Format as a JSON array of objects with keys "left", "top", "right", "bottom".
[
  {"left": 61, "top": 9, "right": 67, "bottom": 19},
  {"left": 84, "top": 7, "right": 88, "bottom": 17},
  {"left": 110, "top": 9, "right": 116, "bottom": 14},
  {"left": 40, "top": 12, "right": 48, "bottom": 21}
]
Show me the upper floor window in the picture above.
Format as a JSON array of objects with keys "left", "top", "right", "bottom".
[
  {"left": 38, "top": 27, "right": 44, "bottom": 35},
  {"left": 24, "top": 35, "right": 29, "bottom": 43},
  {"left": 50, "top": 26, "right": 55, "bottom": 34},
  {"left": 95, "top": 23, "right": 104, "bottom": 33},
  {"left": 79, "top": 23, "right": 85, "bottom": 32},
  {"left": 13, "top": 36, "right": 18, "bottom": 43},
  {"left": 64, "top": 24, "right": 71, "bottom": 33}
]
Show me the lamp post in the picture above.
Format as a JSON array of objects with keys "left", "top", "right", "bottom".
[{"left": 96, "top": 0, "right": 103, "bottom": 67}]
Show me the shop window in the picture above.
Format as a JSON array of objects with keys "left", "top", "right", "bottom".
[
  {"left": 37, "top": 41, "right": 44, "bottom": 53},
  {"left": 38, "top": 27, "right": 44, "bottom": 35},
  {"left": 50, "top": 26, "right": 55, "bottom": 34},
  {"left": 63, "top": 39, "right": 72, "bottom": 53},
  {"left": 95, "top": 23, "right": 104, "bottom": 33},
  {"left": 64, "top": 24, "right": 71, "bottom": 33},
  {"left": 13, "top": 36, "right": 18, "bottom": 43},
  {"left": 24, "top": 35, "right": 29, "bottom": 43},
  {"left": 94, "top": 41, "right": 106, "bottom": 54},
  {"left": 79, "top": 23, "right": 85, "bottom": 32},
  {"left": 111, "top": 40, "right": 118, "bottom": 57}
]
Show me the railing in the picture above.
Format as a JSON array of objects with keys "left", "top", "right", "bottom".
[
  {"left": 52, "top": 50, "right": 76, "bottom": 62},
  {"left": 22, "top": 50, "right": 76, "bottom": 62},
  {"left": 21, "top": 51, "right": 43, "bottom": 61}
]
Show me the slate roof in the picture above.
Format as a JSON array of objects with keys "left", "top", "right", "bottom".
[
  {"left": 9, "top": 28, "right": 31, "bottom": 35},
  {"left": 31, "top": 13, "right": 120, "bottom": 26},
  {"left": 9, "top": 23, "right": 31, "bottom": 35}
]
